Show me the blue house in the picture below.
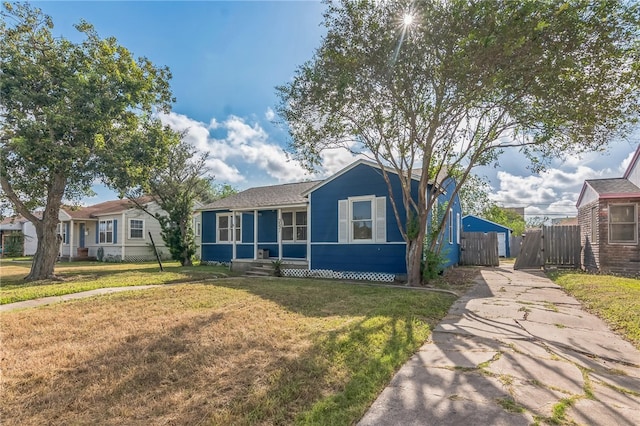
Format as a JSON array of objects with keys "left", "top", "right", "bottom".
[
  {"left": 462, "top": 215, "right": 512, "bottom": 257},
  {"left": 199, "top": 160, "right": 461, "bottom": 280}
]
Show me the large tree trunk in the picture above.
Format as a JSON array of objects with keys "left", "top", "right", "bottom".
[
  {"left": 27, "top": 218, "right": 61, "bottom": 281},
  {"left": 26, "top": 177, "right": 65, "bottom": 281},
  {"left": 406, "top": 237, "right": 424, "bottom": 286}
]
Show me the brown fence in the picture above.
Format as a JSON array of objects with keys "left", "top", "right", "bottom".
[
  {"left": 514, "top": 225, "right": 581, "bottom": 270},
  {"left": 513, "top": 230, "right": 543, "bottom": 270},
  {"left": 460, "top": 232, "right": 499, "bottom": 266},
  {"left": 543, "top": 225, "right": 581, "bottom": 268}
]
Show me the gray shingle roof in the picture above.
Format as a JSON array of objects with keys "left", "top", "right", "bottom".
[
  {"left": 586, "top": 178, "right": 640, "bottom": 196},
  {"left": 200, "top": 181, "right": 320, "bottom": 210}
]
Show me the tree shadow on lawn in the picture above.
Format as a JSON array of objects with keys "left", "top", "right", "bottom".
[
  {"left": 1, "top": 299, "right": 434, "bottom": 425},
  {"left": 210, "top": 277, "right": 457, "bottom": 321}
]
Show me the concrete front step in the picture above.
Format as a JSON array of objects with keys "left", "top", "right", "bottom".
[{"left": 244, "top": 266, "right": 274, "bottom": 277}]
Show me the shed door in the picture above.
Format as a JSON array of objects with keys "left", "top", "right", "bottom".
[{"left": 497, "top": 232, "right": 506, "bottom": 257}]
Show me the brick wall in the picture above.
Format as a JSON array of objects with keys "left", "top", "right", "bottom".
[
  {"left": 578, "top": 200, "right": 599, "bottom": 272},
  {"left": 598, "top": 198, "right": 640, "bottom": 276}
]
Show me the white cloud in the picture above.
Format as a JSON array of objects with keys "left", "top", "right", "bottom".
[
  {"left": 490, "top": 162, "right": 612, "bottom": 219},
  {"left": 157, "top": 111, "right": 317, "bottom": 184},
  {"left": 265, "top": 107, "right": 276, "bottom": 121},
  {"left": 620, "top": 149, "right": 636, "bottom": 173}
]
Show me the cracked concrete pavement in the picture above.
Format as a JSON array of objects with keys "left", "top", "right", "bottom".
[{"left": 359, "top": 265, "right": 640, "bottom": 425}]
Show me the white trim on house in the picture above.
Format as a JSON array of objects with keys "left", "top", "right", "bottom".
[
  {"left": 337, "top": 195, "right": 387, "bottom": 244},
  {"left": 216, "top": 212, "right": 242, "bottom": 244},
  {"left": 228, "top": 203, "right": 308, "bottom": 212},
  {"left": 281, "top": 209, "right": 308, "bottom": 243}
]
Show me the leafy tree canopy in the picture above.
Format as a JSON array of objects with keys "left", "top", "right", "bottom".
[
  {"left": 126, "top": 128, "right": 237, "bottom": 266},
  {"left": 482, "top": 205, "right": 526, "bottom": 236},
  {"left": 277, "top": 0, "right": 640, "bottom": 285},
  {"left": 0, "top": 2, "right": 175, "bottom": 280}
]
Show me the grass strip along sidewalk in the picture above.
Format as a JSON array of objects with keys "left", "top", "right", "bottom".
[
  {"left": 0, "top": 261, "right": 230, "bottom": 304},
  {"left": 548, "top": 270, "right": 640, "bottom": 350}
]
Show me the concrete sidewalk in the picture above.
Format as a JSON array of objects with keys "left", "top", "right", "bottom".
[
  {"left": 0, "top": 285, "right": 163, "bottom": 313},
  {"left": 359, "top": 265, "right": 640, "bottom": 425}
]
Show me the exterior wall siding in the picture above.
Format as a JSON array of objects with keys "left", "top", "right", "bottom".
[
  {"left": 202, "top": 244, "right": 232, "bottom": 262},
  {"left": 578, "top": 200, "right": 600, "bottom": 272},
  {"left": 309, "top": 163, "right": 461, "bottom": 272},
  {"left": 598, "top": 198, "right": 640, "bottom": 275},
  {"left": 311, "top": 244, "right": 407, "bottom": 274}
]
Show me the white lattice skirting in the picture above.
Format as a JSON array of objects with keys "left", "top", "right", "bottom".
[{"left": 281, "top": 269, "right": 395, "bottom": 283}]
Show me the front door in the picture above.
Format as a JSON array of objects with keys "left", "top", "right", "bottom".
[{"left": 79, "top": 223, "right": 85, "bottom": 248}]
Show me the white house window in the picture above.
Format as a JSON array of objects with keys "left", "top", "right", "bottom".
[
  {"left": 609, "top": 204, "right": 637, "bottom": 244},
  {"left": 338, "top": 196, "right": 386, "bottom": 243},
  {"left": 217, "top": 213, "right": 241, "bottom": 243},
  {"left": 99, "top": 220, "right": 113, "bottom": 243},
  {"left": 352, "top": 199, "right": 373, "bottom": 241},
  {"left": 456, "top": 212, "right": 461, "bottom": 245},
  {"left": 282, "top": 211, "right": 307, "bottom": 242},
  {"left": 129, "top": 219, "right": 144, "bottom": 239},
  {"left": 448, "top": 209, "right": 453, "bottom": 244},
  {"left": 195, "top": 220, "right": 201, "bottom": 237}
]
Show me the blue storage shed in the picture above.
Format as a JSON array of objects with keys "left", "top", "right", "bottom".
[{"left": 462, "top": 215, "right": 512, "bottom": 257}]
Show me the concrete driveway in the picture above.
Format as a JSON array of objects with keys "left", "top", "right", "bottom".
[{"left": 359, "top": 265, "right": 640, "bottom": 425}]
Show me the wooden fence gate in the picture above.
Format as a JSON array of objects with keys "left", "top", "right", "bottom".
[
  {"left": 514, "top": 225, "right": 581, "bottom": 270},
  {"left": 460, "top": 232, "right": 499, "bottom": 266}
]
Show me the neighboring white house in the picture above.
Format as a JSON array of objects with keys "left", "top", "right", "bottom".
[
  {"left": 0, "top": 214, "right": 38, "bottom": 256},
  {"left": 57, "top": 197, "right": 170, "bottom": 262},
  {"left": 2, "top": 197, "right": 207, "bottom": 261}
]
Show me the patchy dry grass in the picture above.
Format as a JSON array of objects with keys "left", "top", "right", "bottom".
[
  {"left": 0, "top": 276, "right": 464, "bottom": 425},
  {"left": 0, "top": 261, "right": 230, "bottom": 304},
  {"left": 548, "top": 270, "right": 640, "bottom": 349}
]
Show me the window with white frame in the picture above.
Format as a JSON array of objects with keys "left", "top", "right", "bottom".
[
  {"left": 609, "top": 204, "right": 637, "bottom": 244},
  {"left": 129, "top": 219, "right": 144, "bottom": 239},
  {"left": 217, "top": 213, "right": 241, "bottom": 243},
  {"left": 99, "top": 220, "right": 113, "bottom": 243},
  {"left": 195, "top": 220, "right": 201, "bottom": 237},
  {"left": 282, "top": 211, "right": 307, "bottom": 242},
  {"left": 448, "top": 209, "right": 453, "bottom": 244},
  {"left": 456, "top": 212, "right": 461, "bottom": 244},
  {"left": 338, "top": 196, "right": 386, "bottom": 243},
  {"left": 352, "top": 199, "right": 373, "bottom": 241}
]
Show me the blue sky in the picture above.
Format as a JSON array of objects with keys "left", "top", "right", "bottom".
[{"left": 33, "top": 1, "right": 639, "bottom": 219}]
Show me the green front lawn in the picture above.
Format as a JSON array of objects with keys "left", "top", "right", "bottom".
[
  {"left": 548, "top": 270, "right": 640, "bottom": 349},
  {"left": 0, "top": 260, "right": 230, "bottom": 304},
  {"left": 0, "top": 275, "right": 465, "bottom": 425}
]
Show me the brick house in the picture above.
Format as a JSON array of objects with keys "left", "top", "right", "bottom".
[{"left": 576, "top": 145, "right": 640, "bottom": 275}]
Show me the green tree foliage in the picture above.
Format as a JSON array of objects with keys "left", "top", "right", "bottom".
[
  {"left": 459, "top": 174, "right": 494, "bottom": 217},
  {"left": 127, "top": 129, "right": 237, "bottom": 266},
  {"left": 0, "top": 3, "right": 175, "bottom": 280},
  {"left": 277, "top": 0, "right": 640, "bottom": 285},
  {"left": 482, "top": 205, "right": 526, "bottom": 236}
]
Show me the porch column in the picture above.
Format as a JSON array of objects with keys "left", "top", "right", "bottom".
[
  {"left": 307, "top": 201, "right": 311, "bottom": 269},
  {"left": 253, "top": 210, "right": 258, "bottom": 260},
  {"left": 277, "top": 208, "right": 283, "bottom": 260},
  {"left": 231, "top": 212, "right": 237, "bottom": 260},
  {"left": 121, "top": 212, "right": 126, "bottom": 261},
  {"left": 69, "top": 220, "right": 74, "bottom": 261}
]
